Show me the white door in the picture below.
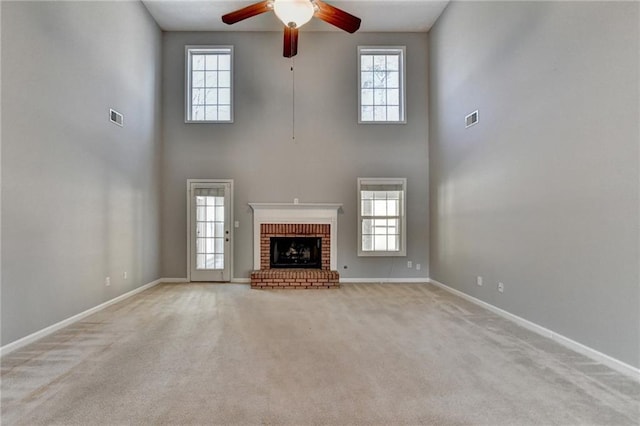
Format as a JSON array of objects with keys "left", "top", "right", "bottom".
[{"left": 188, "top": 180, "right": 232, "bottom": 282}]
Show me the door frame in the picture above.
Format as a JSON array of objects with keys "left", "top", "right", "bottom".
[{"left": 186, "top": 179, "right": 234, "bottom": 282}]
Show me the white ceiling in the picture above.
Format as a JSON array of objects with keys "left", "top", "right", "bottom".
[{"left": 142, "top": 0, "right": 450, "bottom": 32}]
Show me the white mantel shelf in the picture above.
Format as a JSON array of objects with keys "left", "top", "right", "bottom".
[
  {"left": 248, "top": 202, "right": 342, "bottom": 271},
  {"left": 249, "top": 203, "right": 342, "bottom": 211}
]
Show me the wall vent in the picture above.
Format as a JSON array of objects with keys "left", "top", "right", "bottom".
[
  {"left": 110, "top": 109, "right": 123, "bottom": 127},
  {"left": 465, "top": 110, "right": 478, "bottom": 128}
]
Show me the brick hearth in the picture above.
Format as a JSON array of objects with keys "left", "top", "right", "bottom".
[
  {"left": 251, "top": 269, "right": 340, "bottom": 289},
  {"left": 251, "top": 223, "right": 339, "bottom": 289}
]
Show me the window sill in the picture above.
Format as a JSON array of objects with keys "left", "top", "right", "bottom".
[
  {"left": 358, "top": 120, "right": 407, "bottom": 125},
  {"left": 358, "top": 250, "right": 406, "bottom": 257},
  {"left": 184, "top": 119, "right": 234, "bottom": 124}
]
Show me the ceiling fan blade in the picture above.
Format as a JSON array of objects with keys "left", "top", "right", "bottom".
[
  {"left": 313, "top": 0, "right": 361, "bottom": 33},
  {"left": 222, "top": 1, "right": 272, "bottom": 25},
  {"left": 283, "top": 26, "right": 299, "bottom": 58}
]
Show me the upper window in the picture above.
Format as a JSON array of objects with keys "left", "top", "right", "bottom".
[
  {"left": 358, "top": 46, "right": 406, "bottom": 124},
  {"left": 357, "top": 178, "right": 407, "bottom": 257},
  {"left": 185, "top": 46, "right": 233, "bottom": 123}
]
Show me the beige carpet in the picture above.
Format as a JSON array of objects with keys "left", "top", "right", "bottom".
[{"left": 1, "top": 283, "right": 638, "bottom": 425}]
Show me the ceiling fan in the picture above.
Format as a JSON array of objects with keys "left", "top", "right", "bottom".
[{"left": 222, "top": 0, "right": 361, "bottom": 58}]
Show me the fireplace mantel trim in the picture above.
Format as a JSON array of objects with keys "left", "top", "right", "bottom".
[
  {"left": 248, "top": 202, "right": 342, "bottom": 211},
  {"left": 249, "top": 203, "right": 342, "bottom": 270}
]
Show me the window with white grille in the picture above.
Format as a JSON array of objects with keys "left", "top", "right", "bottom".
[
  {"left": 185, "top": 46, "right": 233, "bottom": 123},
  {"left": 358, "top": 178, "right": 407, "bottom": 256},
  {"left": 358, "top": 46, "right": 406, "bottom": 124}
]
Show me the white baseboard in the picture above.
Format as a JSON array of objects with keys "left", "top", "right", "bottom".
[
  {"left": 160, "top": 278, "right": 188, "bottom": 283},
  {"left": 0, "top": 278, "right": 167, "bottom": 357},
  {"left": 162, "top": 278, "right": 250, "bottom": 284},
  {"left": 428, "top": 278, "right": 640, "bottom": 381},
  {"left": 340, "top": 278, "right": 429, "bottom": 283},
  {"left": 161, "top": 278, "right": 250, "bottom": 284}
]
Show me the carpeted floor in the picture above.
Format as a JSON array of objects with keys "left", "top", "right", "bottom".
[{"left": 1, "top": 283, "right": 639, "bottom": 425}]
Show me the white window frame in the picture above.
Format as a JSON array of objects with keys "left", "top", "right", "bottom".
[
  {"left": 185, "top": 45, "right": 234, "bottom": 123},
  {"left": 357, "top": 177, "right": 407, "bottom": 257},
  {"left": 358, "top": 46, "right": 407, "bottom": 124}
]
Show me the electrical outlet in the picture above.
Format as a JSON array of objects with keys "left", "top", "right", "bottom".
[
  {"left": 407, "top": 261, "right": 412, "bottom": 268},
  {"left": 416, "top": 263, "right": 421, "bottom": 271},
  {"left": 477, "top": 276, "right": 483, "bottom": 286},
  {"left": 105, "top": 277, "right": 111, "bottom": 286},
  {"left": 498, "top": 282, "right": 504, "bottom": 293},
  {"left": 123, "top": 271, "right": 128, "bottom": 280}
]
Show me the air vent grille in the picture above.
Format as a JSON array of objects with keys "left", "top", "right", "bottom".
[
  {"left": 110, "top": 109, "right": 123, "bottom": 127},
  {"left": 465, "top": 110, "right": 478, "bottom": 128}
]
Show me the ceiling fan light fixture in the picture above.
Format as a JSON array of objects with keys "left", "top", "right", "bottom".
[{"left": 273, "top": 0, "right": 314, "bottom": 28}]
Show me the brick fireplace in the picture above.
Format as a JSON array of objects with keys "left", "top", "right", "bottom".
[{"left": 249, "top": 203, "right": 341, "bottom": 289}]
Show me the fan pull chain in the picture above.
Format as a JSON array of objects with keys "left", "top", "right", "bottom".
[{"left": 291, "top": 57, "right": 296, "bottom": 141}]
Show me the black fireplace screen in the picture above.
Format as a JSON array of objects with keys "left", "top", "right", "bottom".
[{"left": 270, "top": 237, "right": 321, "bottom": 269}]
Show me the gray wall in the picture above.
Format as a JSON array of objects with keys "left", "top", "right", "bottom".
[
  {"left": 161, "top": 32, "right": 429, "bottom": 280},
  {"left": 429, "top": 1, "right": 639, "bottom": 367},
  {"left": 1, "top": 1, "right": 163, "bottom": 346}
]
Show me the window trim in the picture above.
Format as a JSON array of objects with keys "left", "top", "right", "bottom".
[
  {"left": 185, "top": 45, "right": 234, "bottom": 124},
  {"left": 357, "top": 177, "right": 407, "bottom": 257},
  {"left": 357, "top": 46, "right": 407, "bottom": 124}
]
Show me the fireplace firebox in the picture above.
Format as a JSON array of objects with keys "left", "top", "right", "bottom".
[{"left": 270, "top": 237, "right": 321, "bottom": 269}]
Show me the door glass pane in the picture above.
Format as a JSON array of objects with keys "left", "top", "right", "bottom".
[
  {"left": 215, "top": 206, "right": 224, "bottom": 220},
  {"left": 205, "top": 238, "right": 215, "bottom": 253},
  {"left": 215, "top": 238, "right": 224, "bottom": 253},
  {"left": 206, "top": 206, "right": 216, "bottom": 221},
  {"left": 195, "top": 194, "right": 226, "bottom": 270},
  {"left": 196, "top": 206, "right": 206, "bottom": 221}
]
